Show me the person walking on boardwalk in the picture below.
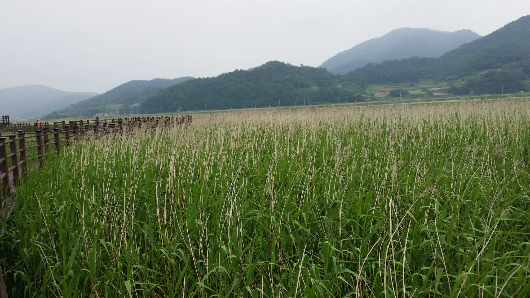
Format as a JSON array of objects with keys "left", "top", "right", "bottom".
[
  {"left": 96, "top": 116, "right": 100, "bottom": 127},
  {"left": 37, "top": 119, "right": 41, "bottom": 128}
]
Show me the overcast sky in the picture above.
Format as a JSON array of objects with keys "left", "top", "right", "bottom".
[{"left": 1, "top": 1, "right": 529, "bottom": 93}]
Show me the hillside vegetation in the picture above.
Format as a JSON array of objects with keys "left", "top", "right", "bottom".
[
  {"left": 346, "top": 15, "right": 530, "bottom": 94},
  {"left": 44, "top": 77, "right": 192, "bottom": 119},
  {"left": 140, "top": 61, "right": 362, "bottom": 113},
  {"left": 321, "top": 28, "right": 480, "bottom": 74}
]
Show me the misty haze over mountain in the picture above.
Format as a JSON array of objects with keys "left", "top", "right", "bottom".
[
  {"left": 321, "top": 28, "right": 481, "bottom": 74},
  {"left": 43, "top": 77, "right": 193, "bottom": 119},
  {"left": 0, "top": 85, "right": 96, "bottom": 120}
]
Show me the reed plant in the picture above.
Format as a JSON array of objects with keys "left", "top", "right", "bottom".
[{"left": 1, "top": 99, "right": 530, "bottom": 297}]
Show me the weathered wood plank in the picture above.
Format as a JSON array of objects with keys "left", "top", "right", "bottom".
[{"left": 0, "top": 265, "right": 8, "bottom": 298}]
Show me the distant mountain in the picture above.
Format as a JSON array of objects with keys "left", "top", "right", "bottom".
[
  {"left": 30, "top": 16, "right": 530, "bottom": 119},
  {"left": 139, "top": 61, "right": 361, "bottom": 113},
  {"left": 321, "top": 28, "right": 480, "bottom": 74},
  {"left": 345, "top": 15, "right": 530, "bottom": 95},
  {"left": 45, "top": 77, "right": 193, "bottom": 119},
  {"left": 139, "top": 14, "right": 530, "bottom": 113},
  {"left": 0, "top": 85, "right": 96, "bottom": 120}
]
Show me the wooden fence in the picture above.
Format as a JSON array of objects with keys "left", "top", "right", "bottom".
[
  {"left": 0, "top": 114, "right": 192, "bottom": 298},
  {"left": 1, "top": 115, "right": 192, "bottom": 134}
]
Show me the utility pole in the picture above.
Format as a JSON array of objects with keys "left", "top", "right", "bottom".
[
  {"left": 502, "top": 85, "right": 504, "bottom": 95},
  {"left": 279, "top": 99, "right": 280, "bottom": 107}
]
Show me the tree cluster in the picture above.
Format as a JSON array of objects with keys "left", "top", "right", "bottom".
[{"left": 140, "top": 61, "right": 362, "bottom": 113}]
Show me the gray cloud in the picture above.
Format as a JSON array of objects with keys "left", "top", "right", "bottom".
[{"left": 1, "top": 0, "right": 529, "bottom": 93}]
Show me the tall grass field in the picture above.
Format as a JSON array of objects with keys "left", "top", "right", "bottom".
[{"left": 1, "top": 99, "right": 530, "bottom": 297}]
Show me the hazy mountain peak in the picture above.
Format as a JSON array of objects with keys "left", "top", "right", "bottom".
[
  {"left": 344, "top": 15, "right": 530, "bottom": 95},
  {"left": 0, "top": 85, "right": 97, "bottom": 120},
  {"left": 321, "top": 27, "right": 481, "bottom": 74}
]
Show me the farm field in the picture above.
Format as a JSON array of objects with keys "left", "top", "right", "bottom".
[
  {"left": 1, "top": 99, "right": 530, "bottom": 297},
  {"left": 366, "top": 79, "right": 530, "bottom": 101}
]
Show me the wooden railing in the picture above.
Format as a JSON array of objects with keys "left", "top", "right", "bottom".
[
  {"left": 1, "top": 129, "right": 61, "bottom": 207},
  {"left": 0, "top": 115, "right": 192, "bottom": 222},
  {"left": 0, "top": 115, "right": 192, "bottom": 214},
  {"left": 0, "top": 115, "right": 193, "bottom": 134}
]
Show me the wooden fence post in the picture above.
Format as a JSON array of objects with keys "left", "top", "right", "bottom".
[
  {"left": 73, "top": 125, "right": 79, "bottom": 142},
  {"left": 36, "top": 130, "right": 44, "bottom": 167},
  {"left": 0, "top": 265, "right": 8, "bottom": 298},
  {"left": 9, "top": 135, "right": 19, "bottom": 185},
  {"left": 64, "top": 125, "right": 70, "bottom": 147},
  {"left": 17, "top": 130, "right": 26, "bottom": 173},
  {"left": 0, "top": 137, "right": 8, "bottom": 199},
  {"left": 54, "top": 128, "right": 60, "bottom": 154},
  {"left": 110, "top": 123, "right": 116, "bottom": 138},
  {"left": 43, "top": 128, "right": 50, "bottom": 153}
]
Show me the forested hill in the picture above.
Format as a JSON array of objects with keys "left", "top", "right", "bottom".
[
  {"left": 70, "top": 77, "right": 193, "bottom": 109},
  {"left": 140, "top": 61, "right": 362, "bottom": 113},
  {"left": 345, "top": 15, "right": 530, "bottom": 94},
  {"left": 321, "top": 28, "right": 480, "bottom": 74},
  {"left": 44, "top": 77, "right": 193, "bottom": 118}
]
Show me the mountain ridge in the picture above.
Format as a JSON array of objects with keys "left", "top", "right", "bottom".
[
  {"left": 321, "top": 28, "right": 481, "bottom": 74},
  {"left": 140, "top": 15, "right": 530, "bottom": 112},
  {"left": 139, "top": 61, "right": 360, "bottom": 113},
  {"left": 345, "top": 14, "right": 530, "bottom": 94},
  {"left": 0, "top": 85, "right": 96, "bottom": 120},
  {"left": 44, "top": 77, "right": 193, "bottom": 118}
]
